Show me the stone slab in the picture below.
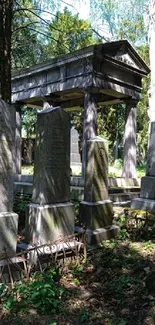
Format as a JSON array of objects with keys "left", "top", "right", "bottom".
[
  {"left": 131, "top": 198, "right": 155, "bottom": 213},
  {"left": 0, "top": 100, "right": 16, "bottom": 212},
  {"left": 0, "top": 212, "right": 18, "bottom": 257},
  {"left": 25, "top": 202, "right": 75, "bottom": 245},
  {"left": 75, "top": 225, "right": 119, "bottom": 245},
  {"left": 79, "top": 200, "right": 113, "bottom": 229},
  {"left": 32, "top": 107, "right": 70, "bottom": 204},
  {"left": 140, "top": 176, "right": 155, "bottom": 199}
]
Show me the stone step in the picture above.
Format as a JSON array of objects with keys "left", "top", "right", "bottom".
[
  {"left": 14, "top": 175, "right": 141, "bottom": 188},
  {"left": 14, "top": 182, "right": 140, "bottom": 203}
]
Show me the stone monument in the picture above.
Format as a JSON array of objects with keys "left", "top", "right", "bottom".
[
  {"left": 80, "top": 137, "right": 119, "bottom": 245},
  {"left": 70, "top": 127, "right": 82, "bottom": 174},
  {"left": 131, "top": 122, "right": 155, "bottom": 212},
  {"left": 0, "top": 100, "right": 18, "bottom": 256},
  {"left": 25, "top": 106, "right": 75, "bottom": 245}
]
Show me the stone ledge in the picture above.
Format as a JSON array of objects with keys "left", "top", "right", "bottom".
[
  {"left": 131, "top": 198, "right": 155, "bottom": 213},
  {"left": 75, "top": 225, "right": 119, "bottom": 245},
  {"left": 25, "top": 202, "right": 75, "bottom": 245}
]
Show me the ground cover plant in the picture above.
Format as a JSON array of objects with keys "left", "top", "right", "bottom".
[{"left": 1, "top": 208, "right": 155, "bottom": 324}]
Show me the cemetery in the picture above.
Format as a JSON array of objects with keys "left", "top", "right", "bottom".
[{"left": 1, "top": 39, "right": 155, "bottom": 324}]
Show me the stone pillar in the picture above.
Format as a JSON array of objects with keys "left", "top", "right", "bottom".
[
  {"left": 15, "top": 106, "right": 22, "bottom": 174},
  {"left": 79, "top": 137, "right": 119, "bottom": 245},
  {"left": 131, "top": 121, "right": 155, "bottom": 212},
  {"left": 122, "top": 100, "right": 137, "bottom": 178},
  {"left": 82, "top": 90, "right": 98, "bottom": 178},
  {"left": 25, "top": 106, "right": 75, "bottom": 245},
  {"left": 0, "top": 100, "right": 18, "bottom": 256}
]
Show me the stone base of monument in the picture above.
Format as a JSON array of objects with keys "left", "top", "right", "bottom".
[
  {"left": 75, "top": 225, "right": 119, "bottom": 245},
  {"left": 86, "top": 226, "right": 119, "bottom": 245},
  {"left": 79, "top": 200, "right": 113, "bottom": 228},
  {"left": 131, "top": 176, "right": 155, "bottom": 213},
  {"left": 0, "top": 212, "right": 19, "bottom": 256},
  {"left": 131, "top": 198, "right": 155, "bottom": 213},
  {"left": 25, "top": 202, "right": 75, "bottom": 245},
  {"left": 79, "top": 200, "right": 119, "bottom": 244}
]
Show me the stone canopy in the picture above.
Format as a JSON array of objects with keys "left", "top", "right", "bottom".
[{"left": 11, "top": 40, "right": 150, "bottom": 109}]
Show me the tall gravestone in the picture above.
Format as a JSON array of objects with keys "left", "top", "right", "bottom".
[
  {"left": 0, "top": 100, "right": 18, "bottom": 256},
  {"left": 70, "top": 127, "right": 82, "bottom": 174},
  {"left": 80, "top": 137, "right": 119, "bottom": 245},
  {"left": 25, "top": 106, "right": 75, "bottom": 245},
  {"left": 132, "top": 122, "right": 155, "bottom": 212}
]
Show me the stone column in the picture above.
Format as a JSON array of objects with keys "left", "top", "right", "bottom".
[
  {"left": 82, "top": 90, "right": 98, "bottom": 178},
  {"left": 15, "top": 105, "right": 22, "bottom": 174},
  {"left": 122, "top": 100, "right": 137, "bottom": 178}
]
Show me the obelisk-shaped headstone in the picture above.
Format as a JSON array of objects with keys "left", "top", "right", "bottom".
[{"left": 80, "top": 137, "right": 119, "bottom": 244}]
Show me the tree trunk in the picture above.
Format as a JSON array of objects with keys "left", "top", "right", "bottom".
[
  {"left": 0, "top": 0, "right": 13, "bottom": 103},
  {"left": 149, "top": 0, "right": 155, "bottom": 122}
]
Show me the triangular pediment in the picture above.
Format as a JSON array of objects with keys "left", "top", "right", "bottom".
[{"left": 100, "top": 40, "right": 150, "bottom": 75}]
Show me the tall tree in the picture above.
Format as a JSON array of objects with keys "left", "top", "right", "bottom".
[
  {"left": 90, "top": 0, "right": 148, "bottom": 45},
  {"left": 148, "top": 0, "right": 155, "bottom": 123},
  {"left": 0, "top": 0, "right": 13, "bottom": 103},
  {"left": 45, "top": 7, "right": 98, "bottom": 57}
]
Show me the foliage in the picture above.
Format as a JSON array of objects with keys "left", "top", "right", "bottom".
[
  {"left": 22, "top": 107, "right": 37, "bottom": 138},
  {"left": 90, "top": 0, "right": 148, "bottom": 45},
  {"left": 1, "top": 268, "right": 65, "bottom": 315},
  {"left": 45, "top": 7, "right": 98, "bottom": 57}
]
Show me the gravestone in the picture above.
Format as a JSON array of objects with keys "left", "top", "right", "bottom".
[
  {"left": 80, "top": 137, "right": 119, "bottom": 244},
  {"left": 70, "top": 127, "right": 82, "bottom": 174},
  {"left": 131, "top": 121, "right": 155, "bottom": 212},
  {"left": 0, "top": 100, "right": 18, "bottom": 256},
  {"left": 25, "top": 106, "right": 75, "bottom": 245}
]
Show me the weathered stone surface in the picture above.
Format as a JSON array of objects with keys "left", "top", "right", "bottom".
[
  {"left": 70, "top": 128, "right": 81, "bottom": 165},
  {"left": 84, "top": 137, "right": 109, "bottom": 202},
  {"left": 140, "top": 176, "right": 155, "bottom": 199},
  {"left": 122, "top": 100, "right": 137, "bottom": 178},
  {"left": 131, "top": 122, "right": 155, "bottom": 211},
  {"left": 82, "top": 92, "right": 98, "bottom": 178},
  {"left": 131, "top": 198, "right": 155, "bottom": 214},
  {"left": 0, "top": 212, "right": 18, "bottom": 256},
  {"left": 25, "top": 203, "right": 74, "bottom": 245},
  {"left": 32, "top": 106, "right": 70, "bottom": 204},
  {"left": 146, "top": 122, "right": 155, "bottom": 176},
  {"left": 79, "top": 200, "right": 113, "bottom": 229},
  {"left": 75, "top": 225, "right": 119, "bottom": 245},
  {"left": 80, "top": 137, "right": 115, "bottom": 244},
  {"left": 86, "top": 225, "right": 119, "bottom": 245},
  {"left": 26, "top": 106, "right": 75, "bottom": 245},
  {"left": 0, "top": 100, "right": 16, "bottom": 212}
]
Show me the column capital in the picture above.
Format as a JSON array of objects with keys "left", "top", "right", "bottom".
[
  {"left": 13, "top": 102, "right": 23, "bottom": 112},
  {"left": 83, "top": 87, "right": 100, "bottom": 95},
  {"left": 123, "top": 98, "right": 139, "bottom": 106}
]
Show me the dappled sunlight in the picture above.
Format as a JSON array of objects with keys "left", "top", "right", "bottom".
[{"left": 25, "top": 106, "right": 75, "bottom": 245}]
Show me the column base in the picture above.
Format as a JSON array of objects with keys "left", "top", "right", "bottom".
[
  {"left": 79, "top": 200, "right": 113, "bottom": 229},
  {"left": 0, "top": 212, "right": 19, "bottom": 257},
  {"left": 25, "top": 202, "right": 75, "bottom": 245},
  {"left": 131, "top": 197, "right": 155, "bottom": 213}
]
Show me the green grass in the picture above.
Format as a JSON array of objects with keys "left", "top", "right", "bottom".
[{"left": 22, "top": 161, "right": 146, "bottom": 178}]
